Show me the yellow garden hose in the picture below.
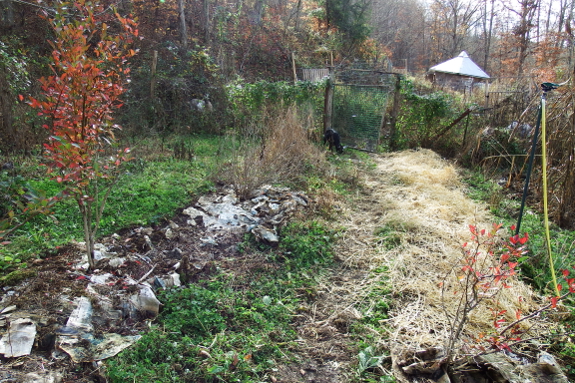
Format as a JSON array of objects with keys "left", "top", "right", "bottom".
[{"left": 540, "top": 95, "right": 560, "bottom": 297}]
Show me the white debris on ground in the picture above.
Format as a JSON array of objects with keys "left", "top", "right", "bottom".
[
  {"left": 0, "top": 184, "right": 311, "bottom": 380},
  {"left": 0, "top": 317, "right": 37, "bottom": 358},
  {"left": 182, "top": 185, "right": 309, "bottom": 245},
  {"left": 56, "top": 296, "right": 141, "bottom": 363}
]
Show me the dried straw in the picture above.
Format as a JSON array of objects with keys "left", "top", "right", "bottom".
[{"left": 332, "top": 149, "right": 551, "bottom": 362}]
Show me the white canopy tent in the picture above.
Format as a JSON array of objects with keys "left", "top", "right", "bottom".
[{"left": 428, "top": 51, "right": 490, "bottom": 79}]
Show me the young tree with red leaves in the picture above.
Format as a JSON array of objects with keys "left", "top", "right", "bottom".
[{"left": 26, "top": 0, "right": 138, "bottom": 270}]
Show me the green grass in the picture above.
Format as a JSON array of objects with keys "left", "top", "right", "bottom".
[
  {"left": 0, "top": 135, "right": 222, "bottom": 268},
  {"left": 279, "top": 220, "right": 337, "bottom": 268},
  {"left": 348, "top": 265, "right": 394, "bottom": 383},
  {"left": 461, "top": 168, "right": 575, "bottom": 381},
  {"left": 304, "top": 149, "right": 374, "bottom": 201},
  {"left": 461, "top": 168, "right": 575, "bottom": 294},
  {"left": 106, "top": 220, "right": 338, "bottom": 382},
  {"left": 107, "top": 280, "right": 295, "bottom": 382}
]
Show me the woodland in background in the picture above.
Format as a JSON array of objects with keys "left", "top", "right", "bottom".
[
  {"left": 2, "top": 0, "right": 575, "bottom": 147},
  {"left": 2, "top": 0, "right": 575, "bottom": 230}
]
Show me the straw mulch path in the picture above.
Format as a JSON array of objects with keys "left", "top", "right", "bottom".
[{"left": 314, "top": 149, "right": 550, "bottom": 382}]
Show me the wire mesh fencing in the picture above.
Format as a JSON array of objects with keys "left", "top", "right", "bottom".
[
  {"left": 329, "top": 70, "right": 397, "bottom": 152},
  {"left": 332, "top": 85, "right": 389, "bottom": 151}
]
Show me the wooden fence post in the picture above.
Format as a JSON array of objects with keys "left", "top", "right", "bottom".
[
  {"left": 388, "top": 74, "right": 402, "bottom": 151},
  {"left": 150, "top": 50, "right": 158, "bottom": 100},
  {"left": 324, "top": 66, "right": 334, "bottom": 132}
]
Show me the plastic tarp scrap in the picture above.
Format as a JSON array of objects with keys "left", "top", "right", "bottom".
[
  {"left": 57, "top": 332, "right": 141, "bottom": 363},
  {"left": 129, "top": 284, "right": 162, "bottom": 316},
  {"left": 65, "top": 296, "right": 93, "bottom": 332},
  {"left": 0, "top": 317, "right": 37, "bottom": 357},
  {"left": 56, "top": 296, "right": 141, "bottom": 362}
]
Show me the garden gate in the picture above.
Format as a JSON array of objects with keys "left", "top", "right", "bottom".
[{"left": 326, "top": 69, "right": 400, "bottom": 152}]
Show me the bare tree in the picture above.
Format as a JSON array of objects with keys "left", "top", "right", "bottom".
[
  {"left": 480, "top": 0, "right": 496, "bottom": 72},
  {"left": 370, "top": 0, "right": 428, "bottom": 70},
  {"left": 504, "top": 0, "right": 539, "bottom": 76},
  {"left": 202, "top": 0, "right": 210, "bottom": 45},
  {"left": 178, "top": 0, "right": 188, "bottom": 49},
  {"left": 429, "top": 0, "right": 480, "bottom": 59}
]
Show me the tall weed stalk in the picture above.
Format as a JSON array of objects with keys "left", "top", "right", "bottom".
[{"left": 216, "top": 105, "right": 326, "bottom": 199}]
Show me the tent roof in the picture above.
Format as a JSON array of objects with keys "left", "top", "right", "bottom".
[{"left": 428, "top": 51, "right": 490, "bottom": 79}]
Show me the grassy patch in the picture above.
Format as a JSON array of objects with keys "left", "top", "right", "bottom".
[
  {"left": 106, "top": 220, "right": 337, "bottom": 382},
  {"left": 459, "top": 170, "right": 509, "bottom": 212},
  {"left": 1, "top": 114, "right": 367, "bottom": 269},
  {"left": 107, "top": 280, "right": 295, "bottom": 382},
  {"left": 0, "top": 135, "right": 220, "bottom": 267},
  {"left": 373, "top": 226, "right": 402, "bottom": 251},
  {"left": 350, "top": 266, "right": 394, "bottom": 382},
  {"left": 279, "top": 220, "right": 337, "bottom": 268},
  {"left": 461, "top": 168, "right": 575, "bottom": 381},
  {"left": 461, "top": 168, "right": 575, "bottom": 294},
  {"left": 2, "top": 125, "right": 382, "bottom": 380}
]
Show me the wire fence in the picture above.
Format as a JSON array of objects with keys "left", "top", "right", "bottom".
[
  {"left": 330, "top": 70, "right": 397, "bottom": 152},
  {"left": 332, "top": 85, "right": 389, "bottom": 151}
]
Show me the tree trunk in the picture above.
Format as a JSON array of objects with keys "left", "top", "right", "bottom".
[
  {"left": 150, "top": 50, "right": 158, "bottom": 100},
  {"left": 515, "top": 0, "right": 539, "bottom": 76},
  {"left": 324, "top": 68, "right": 334, "bottom": 131},
  {"left": 451, "top": 2, "right": 459, "bottom": 56},
  {"left": 202, "top": 0, "right": 210, "bottom": 45},
  {"left": 80, "top": 200, "right": 96, "bottom": 270},
  {"left": 178, "top": 0, "right": 188, "bottom": 49},
  {"left": 482, "top": 0, "right": 495, "bottom": 72},
  {"left": 294, "top": 0, "right": 302, "bottom": 31},
  {"left": 0, "top": 67, "right": 15, "bottom": 152},
  {"left": 0, "top": 0, "right": 15, "bottom": 29}
]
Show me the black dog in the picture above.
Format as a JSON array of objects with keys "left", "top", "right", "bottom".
[{"left": 323, "top": 128, "right": 343, "bottom": 154}]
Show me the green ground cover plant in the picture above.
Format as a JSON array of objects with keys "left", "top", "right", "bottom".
[
  {"left": 0, "top": 135, "right": 220, "bottom": 267},
  {"left": 1, "top": 78, "right": 387, "bottom": 381},
  {"left": 461, "top": 169, "right": 575, "bottom": 293},
  {"left": 395, "top": 78, "right": 465, "bottom": 154},
  {"left": 461, "top": 168, "right": 575, "bottom": 379},
  {"left": 351, "top": 266, "right": 393, "bottom": 382},
  {"left": 106, "top": 220, "right": 337, "bottom": 382},
  {"left": 226, "top": 79, "right": 326, "bottom": 134},
  {"left": 1, "top": 124, "right": 377, "bottom": 381}
]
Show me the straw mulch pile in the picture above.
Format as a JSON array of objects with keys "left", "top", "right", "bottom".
[{"left": 330, "top": 149, "right": 555, "bottom": 380}]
